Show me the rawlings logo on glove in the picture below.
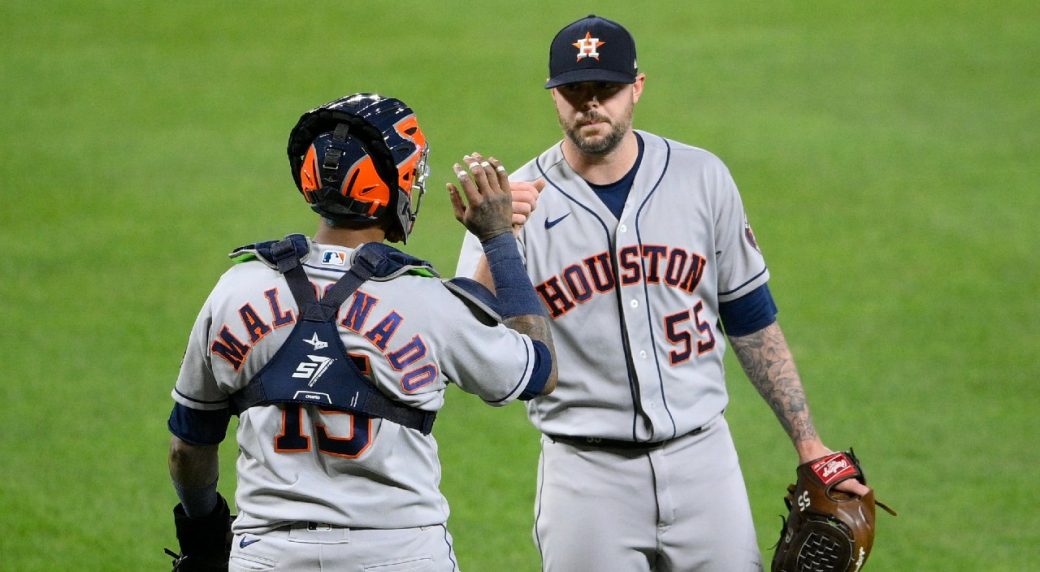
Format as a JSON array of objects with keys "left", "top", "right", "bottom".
[
  {"left": 772, "top": 450, "right": 896, "bottom": 572},
  {"left": 811, "top": 453, "right": 858, "bottom": 485}
]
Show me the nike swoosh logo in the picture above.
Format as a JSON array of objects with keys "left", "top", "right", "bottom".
[
  {"left": 239, "top": 536, "right": 261, "bottom": 549},
  {"left": 544, "top": 213, "right": 571, "bottom": 230}
]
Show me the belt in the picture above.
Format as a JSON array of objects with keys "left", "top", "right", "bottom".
[
  {"left": 286, "top": 522, "right": 351, "bottom": 531},
  {"left": 285, "top": 522, "right": 351, "bottom": 543},
  {"left": 546, "top": 424, "right": 706, "bottom": 451}
]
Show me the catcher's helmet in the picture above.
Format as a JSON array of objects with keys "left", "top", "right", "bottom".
[{"left": 287, "top": 93, "right": 429, "bottom": 243}]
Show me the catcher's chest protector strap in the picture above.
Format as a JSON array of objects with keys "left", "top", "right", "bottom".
[{"left": 230, "top": 237, "right": 437, "bottom": 435}]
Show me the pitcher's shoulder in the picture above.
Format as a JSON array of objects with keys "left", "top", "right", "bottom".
[{"left": 640, "top": 131, "right": 728, "bottom": 168}]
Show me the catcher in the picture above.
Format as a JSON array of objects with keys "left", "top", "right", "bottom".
[
  {"left": 773, "top": 450, "right": 896, "bottom": 572},
  {"left": 163, "top": 93, "right": 557, "bottom": 570}
]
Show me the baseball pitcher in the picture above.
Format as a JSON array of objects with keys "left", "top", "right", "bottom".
[{"left": 457, "top": 15, "right": 880, "bottom": 572}]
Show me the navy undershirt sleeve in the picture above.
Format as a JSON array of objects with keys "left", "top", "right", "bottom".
[
  {"left": 518, "top": 340, "right": 552, "bottom": 401},
  {"left": 168, "top": 403, "right": 232, "bottom": 446},
  {"left": 718, "top": 283, "right": 778, "bottom": 337},
  {"left": 481, "top": 233, "right": 546, "bottom": 318}
]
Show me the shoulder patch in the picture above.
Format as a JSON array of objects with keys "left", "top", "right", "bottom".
[{"left": 743, "top": 215, "right": 761, "bottom": 252}]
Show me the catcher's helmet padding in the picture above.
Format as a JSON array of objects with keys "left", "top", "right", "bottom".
[{"left": 287, "top": 94, "right": 429, "bottom": 243}]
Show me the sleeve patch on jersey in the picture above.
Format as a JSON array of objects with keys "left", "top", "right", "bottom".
[{"left": 743, "top": 216, "right": 760, "bottom": 252}]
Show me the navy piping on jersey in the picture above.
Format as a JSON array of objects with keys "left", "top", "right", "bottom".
[
  {"left": 631, "top": 133, "right": 680, "bottom": 441},
  {"left": 607, "top": 232, "right": 647, "bottom": 443},
  {"left": 718, "top": 266, "right": 769, "bottom": 298},
  {"left": 534, "top": 446, "right": 547, "bottom": 568},
  {"left": 437, "top": 523, "right": 459, "bottom": 571},
  {"left": 483, "top": 336, "right": 536, "bottom": 405},
  {"left": 537, "top": 150, "right": 647, "bottom": 443},
  {"left": 173, "top": 387, "right": 228, "bottom": 406}
]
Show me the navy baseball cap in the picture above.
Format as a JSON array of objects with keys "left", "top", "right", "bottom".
[{"left": 545, "top": 15, "right": 638, "bottom": 89}]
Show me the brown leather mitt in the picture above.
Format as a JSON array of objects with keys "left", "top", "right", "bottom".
[{"left": 772, "top": 450, "right": 896, "bottom": 572}]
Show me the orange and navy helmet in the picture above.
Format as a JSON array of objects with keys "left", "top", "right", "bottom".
[{"left": 287, "top": 94, "right": 429, "bottom": 243}]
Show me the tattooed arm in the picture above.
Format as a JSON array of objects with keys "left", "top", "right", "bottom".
[
  {"left": 728, "top": 321, "right": 823, "bottom": 461},
  {"left": 728, "top": 321, "right": 870, "bottom": 495}
]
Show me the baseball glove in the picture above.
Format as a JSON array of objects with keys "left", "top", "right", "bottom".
[
  {"left": 772, "top": 450, "right": 896, "bottom": 572},
  {"left": 164, "top": 495, "right": 233, "bottom": 571}
]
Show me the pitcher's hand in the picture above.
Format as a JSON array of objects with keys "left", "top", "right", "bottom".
[{"left": 511, "top": 179, "right": 546, "bottom": 232}]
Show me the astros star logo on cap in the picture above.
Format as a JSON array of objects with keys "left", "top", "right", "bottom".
[{"left": 572, "top": 31, "right": 605, "bottom": 61}]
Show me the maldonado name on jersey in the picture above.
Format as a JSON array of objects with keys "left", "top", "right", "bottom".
[{"left": 209, "top": 285, "right": 437, "bottom": 395}]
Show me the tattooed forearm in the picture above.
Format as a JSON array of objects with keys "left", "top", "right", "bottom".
[{"left": 729, "top": 322, "right": 818, "bottom": 446}]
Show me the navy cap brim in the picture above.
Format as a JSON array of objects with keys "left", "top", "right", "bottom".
[{"left": 545, "top": 68, "right": 637, "bottom": 89}]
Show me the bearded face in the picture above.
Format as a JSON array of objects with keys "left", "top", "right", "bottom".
[
  {"left": 553, "top": 81, "right": 637, "bottom": 157},
  {"left": 560, "top": 107, "right": 632, "bottom": 155}
]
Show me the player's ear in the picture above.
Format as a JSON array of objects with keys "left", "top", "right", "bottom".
[{"left": 631, "top": 73, "right": 646, "bottom": 104}]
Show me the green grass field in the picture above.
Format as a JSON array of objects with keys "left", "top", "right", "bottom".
[{"left": 2, "top": 1, "right": 1037, "bottom": 570}]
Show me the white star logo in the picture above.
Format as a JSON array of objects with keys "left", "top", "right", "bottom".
[{"left": 304, "top": 333, "right": 328, "bottom": 350}]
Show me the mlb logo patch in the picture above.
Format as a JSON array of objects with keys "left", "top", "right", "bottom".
[{"left": 321, "top": 250, "right": 346, "bottom": 266}]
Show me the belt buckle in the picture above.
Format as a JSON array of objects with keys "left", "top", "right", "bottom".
[{"left": 307, "top": 522, "right": 332, "bottom": 531}]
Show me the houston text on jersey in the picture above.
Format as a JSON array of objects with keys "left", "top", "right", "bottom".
[{"left": 534, "top": 245, "right": 707, "bottom": 318}]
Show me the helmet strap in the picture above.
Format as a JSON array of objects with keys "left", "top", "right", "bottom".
[{"left": 321, "top": 123, "right": 352, "bottom": 174}]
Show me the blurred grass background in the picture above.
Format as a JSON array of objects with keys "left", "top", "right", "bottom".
[{"left": 1, "top": 1, "right": 1037, "bottom": 569}]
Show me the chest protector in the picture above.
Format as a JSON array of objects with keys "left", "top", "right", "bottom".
[{"left": 229, "top": 234, "right": 437, "bottom": 435}]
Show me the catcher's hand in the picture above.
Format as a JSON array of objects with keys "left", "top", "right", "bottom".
[
  {"left": 772, "top": 450, "right": 896, "bottom": 572},
  {"left": 164, "top": 495, "right": 233, "bottom": 571}
]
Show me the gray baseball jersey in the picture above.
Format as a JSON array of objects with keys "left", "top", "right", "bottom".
[
  {"left": 457, "top": 131, "right": 769, "bottom": 442},
  {"left": 173, "top": 238, "right": 540, "bottom": 534}
]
